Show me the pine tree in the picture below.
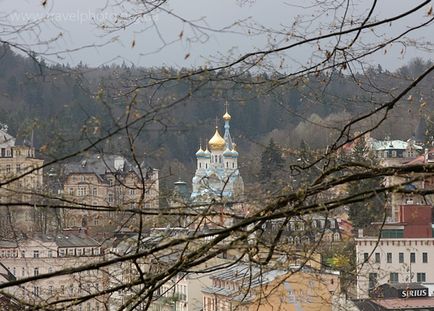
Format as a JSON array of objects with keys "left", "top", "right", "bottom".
[
  {"left": 347, "top": 136, "right": 385, "bottom": 229},
  {"left": 260, "top": 139, "right": 285, "bottom": 186}
]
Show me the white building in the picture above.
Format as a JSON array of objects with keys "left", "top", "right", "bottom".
[
  {"left": 0, "top": 234, "right": 106, "bottom": 310},
  {"left": 191, "top": 108, "right": 244, "bottom": 203},
  {"left": 356, "top": 236, "right": 434, "bottom": 299}
]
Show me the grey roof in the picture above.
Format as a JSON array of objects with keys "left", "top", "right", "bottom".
[
  {"left": 63, "top": 154, "right": 138, "bottom": 176},
  {"left": 0, "top": 128, "right": 15, "bottom": 148},
  {"left": 55, "top": 234, "right": 100, "bottom": 248},
  {"left": 0, "top": 240, "right": 18, "bottom": 248}
]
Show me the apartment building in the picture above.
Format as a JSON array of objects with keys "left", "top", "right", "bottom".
[
  {"left": 0, "top": 126, "right": 44, "bottom": 235},
  {"left": 356, "top": 203, "right": 434, "bottom": 299},
  {"left": 61, "top": 153, "right": 159, "bottom": 234},
  {"left": 0, "top": 233, "right": 106, "bottom": 310},
  {"left": 202, "top": 263, "right": 340, "bottom": 311}
]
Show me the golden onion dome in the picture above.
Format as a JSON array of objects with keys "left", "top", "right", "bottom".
[
  {"left": 223, "top": 111, "right": 231, "bottom": 121},
  {"left": 208, "top": 127, "right": 226, "bottom": 151}
]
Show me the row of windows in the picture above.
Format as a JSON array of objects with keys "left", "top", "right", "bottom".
[
  {"left": 198, "top": 162, "right": 237, "bottom": 169},
  {"left": 58, "top": 247, "right": 100, "bottom": 257},
  {"left": 26, "top": 286, "right": 101, "bottom": 311},
  {"left": 364, "top": 252, "right": 428, "bottom": 264},
  {"left": 369, "top": 272, "right": 427, "bottom": 289},
  {"left": 388, "top": 272, "right": 426, "bottom": 284},
  {"left": 0, "top": 147, "right": 35, "bottom": 158},
  {"left": 68, "top": 186, "right": 138, "bottom": 197}
]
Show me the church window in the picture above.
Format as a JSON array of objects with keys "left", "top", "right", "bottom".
[
  {"left": 232, "top": 163, "right": 235, "bottom": 168},
  {"left": 199, "top": 163, "right": 202, "bottom": 168},
  {"left": 219, "top": 156, "right": 222, "bottom": 163},
  {"left": 226, "top": 162, "right": 228, "bottom": 168},
  {"left": 206, "top": 164, "right": 208, "bottom": 169}
]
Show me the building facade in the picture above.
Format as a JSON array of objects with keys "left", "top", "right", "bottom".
[
  {"left": 202, "top": 263, "right": 340, "bottom": 311},
  {"left": 62, "top": 154, "right": 159, "bottom": 235},
  {"left": 0, "top": 234, "right": 106, "bottom": 310},
  {"left": 0, "top": 125, "right": 44, "bottom": 235}
]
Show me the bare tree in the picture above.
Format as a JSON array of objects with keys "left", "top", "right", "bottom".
[{"left": 0, "top": 1, "right": 434, "bottom": 310}]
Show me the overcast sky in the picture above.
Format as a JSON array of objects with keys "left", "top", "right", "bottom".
[{"left": 1, "top": 0, "right": 433, "bottom": 70}]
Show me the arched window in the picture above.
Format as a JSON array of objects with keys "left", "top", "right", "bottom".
[
  {"left": 226, "top": 162, "right": 228, "bottom": 168},
  {"left": 232, "top": 162, "right": 235, "bottom": 168},
  {"left": 199, "top": 163, "right": 202, "bottom": 168}
]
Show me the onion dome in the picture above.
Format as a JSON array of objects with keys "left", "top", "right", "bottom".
[
  {"left": 203, "top": 147, "right": 211, "bottom": 158},
  {"left": 208, "top": 127, "right": 226, "bottom": 151},
  {"left": 223, "top": 111, "right": 231, "bottom": 121},
  {"left": 196, "top": 146, "right": 205, "bottom": 157},
  {"left": 223, "top": 148, "right": 234, "bottom": 157},
  {"left": 231, "top": 148, "right": 239, "bottom": 157}
]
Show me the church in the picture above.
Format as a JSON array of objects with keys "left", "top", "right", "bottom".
[{"left": 190, "top": 107, "right": 244, "bottom": 204}]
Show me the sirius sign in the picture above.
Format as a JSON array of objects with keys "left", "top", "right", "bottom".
[{"left": 399, "top": 288, "right": 428, "bottom": 299}]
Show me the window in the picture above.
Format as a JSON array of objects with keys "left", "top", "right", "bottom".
[
  {"left": 390, "top": 272, "right": 399, "bottom": 284},
  {"left": 78, "top": 186, "right": 86, "bottom": 196},
  {"left": 410, "top": 252, "right": 416, "bottom": 263},
  {"left": 59, "top": 249, "right": 65, "bottom": 257},
  {"left": 16, "top": 164, "right": 21, "bottom": 172},
  {"left": 68, "top": 187, "right": 74, "bottom": 195},
  {"left": 93, "top": 187, "right": 97, "bottom": 196},
  {"left": 391, "top": 150, "right": 397, "bottom": 157},
  {"left": 33, "top": 250, "right": 39, "bottom": 258},
  {"left": 22, "top": 267, "right": 25, "bottom": 277},
  {"left": 48, "top": 286, "right": 53, "bottom": 295},
  {"left": 399, "top": 252, "right": 404, "bottom": 263},
  {"left": 108, "top": 193, "right": 114, "bottom": 203},
  {"left": 369, "top": 273, "right": 378, "bottom": 289},
  {"left": 33, "top": 286, "right": 39, "bottom": 296},
  {"left": 33, "top": 267, "right": 39, "bottom": 276},
  {"left": 21, "top": 250, "right": 25, "bottom": 258},
  {"left": 423, "top": 252, "right": 428, "bottom": 263},
  {"left": 387, "top": 253, "right": 392, "bottom": 263},
  {"left": 375, "top": 253, "right": 380, "bottom": 263},
  {"left": 48, "top": 267, "right": 52, "bottom": 273},
  {"left": 6, "top": 164, "right": 10, "bottom": 173},
  {"left": 417, "top": 273, "right": 426, "bottom": 283},
  {"left": 48, "top": 250, "right": 53, "bottom": 258},
  {"left": 363, "top": 253, "right": 369, "bottom": 262}
]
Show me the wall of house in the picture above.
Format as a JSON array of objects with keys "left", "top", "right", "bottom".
[{"left": 356, "top": 238, "right": 434, "bottom": 299}]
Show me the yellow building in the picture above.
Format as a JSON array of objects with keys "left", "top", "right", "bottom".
[{"left": 202, "top": 263, "right": 340, "bottom": 311}]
